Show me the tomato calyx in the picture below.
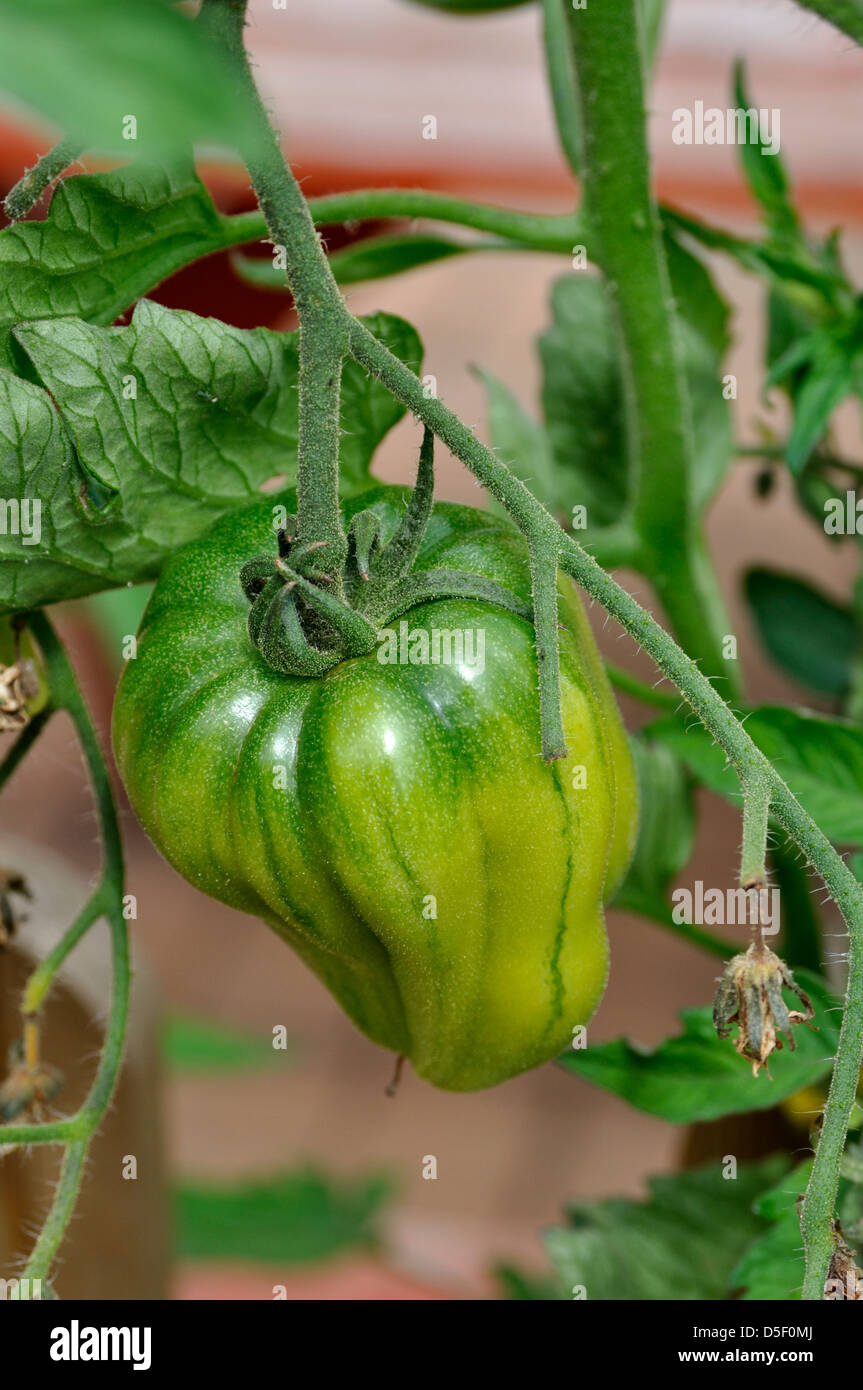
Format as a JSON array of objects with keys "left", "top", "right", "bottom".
[{"left": 240, "top": 428, "right": 532, "bottom": 679}]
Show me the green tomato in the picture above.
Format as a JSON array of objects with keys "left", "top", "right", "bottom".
[{"left": 112, "top": 488, "right": 637, "bottom": 1090}]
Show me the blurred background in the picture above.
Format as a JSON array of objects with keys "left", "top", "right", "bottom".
[{"left": 1, "top": 0, "right": 861, "bottom": 1299}]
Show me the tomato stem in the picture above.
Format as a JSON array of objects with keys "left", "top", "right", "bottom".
[
  {"left": 564, "top": 0, "right": 738, "bottom": 695},
  {"left": 2, "top": 136, "right": 85, "bottom": 222},
  {"left": 0, "top": 614, "right": 130, "bottom": 1288}
]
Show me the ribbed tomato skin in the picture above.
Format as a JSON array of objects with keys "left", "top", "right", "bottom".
[{"left": 112, "top": 488, "right": 637, "bottom": 1090}]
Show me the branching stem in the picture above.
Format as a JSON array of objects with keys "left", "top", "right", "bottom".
[
  {"left": 0, "top": 614, "right": 130, "bottom": 1288},
  {"left": 3, "top": 138, "right": 84, "bottom": 222}
]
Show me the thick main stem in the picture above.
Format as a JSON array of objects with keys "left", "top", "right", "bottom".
[
  {"left": 199, "top": 0, "right": 348, "bottom": 578},
  {"left": 565, "top": 1, "right": 737, "bottom": 692}
]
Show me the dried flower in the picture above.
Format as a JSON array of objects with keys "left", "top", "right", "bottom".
[
  {"left": 0, "top": 868, "right": 31, "bottom": 947},
  {"left": 0, "top": 1039, "right": 63, "bottom": 1123},
  {"left": 713, "top": 940, "right": 814, "bottom": 1077},
  {"left": 0, "top": 657, "right": 40, "bottom": 731},
  {"left": 824, "top": 1222, "right": 863, "bottom": 1300}
]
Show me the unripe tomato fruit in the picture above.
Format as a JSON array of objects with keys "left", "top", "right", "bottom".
[{"left": 112, "top": 488, "right": 637, "bottom": 1090}]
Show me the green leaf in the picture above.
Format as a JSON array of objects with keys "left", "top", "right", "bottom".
[
  {"left": 766, "top": 288, "right": 816, "bottom": 384},
  {"left": 0, "top": 302, "right": 422, "bottom": 611},
  {"left": 680, "top": 316, "right": 734, "bottom": 513},
  {"left": 559, "top": 970, "right": 839, "bottom": 1124},
  {"left": 234, "top": 234, "right": 497, "bottom": 290},
  {"left": 663, "top": 230, "right": 730, "bottom": 361},
  {"left": 733, "top": 62, "right": 799, "bottom": 247},
  {"left": 665, "top": 235, "right": 733, "bottom": 509},
  {"left": 770, "top": 833, "right": 823, "bottom": 974},
  {"left": 82, "top": 584, "right": 154, "bottom": 673},
  {"left": 663, "top": 206, "right": 838, "bottom": 301},
  {"left": 174, "top": 1168, "right": 391, "bottom": 1265},
  {"left": 785, "top": 335, "right": 853, "bottom": 474},
  {"left": 162, "top": 1014, "right": 290, "bottom": 1073},
  {"left": 614, "top": 737, "right": 695, "bottom": 921},
  {"left": 0, "top": 163, "right": 230, "bottom": 370},
  {"left": 731, "top": 1161, "right": 810, "bottom": 1300},
  {"left": 744, "top": 568, "right": 857, "bottom": 697},
  {"left": 476, "top": 368, "right": 561, "bottom": 513},
  {"left": 545, "top": 1156, "right": 790, "bottom": 1301},
  {"left": 539, "top": 275, "right": 628, "bottom": 529},
  {"left": 539, "top": 250, "right": 731, "bottom": 528},
  {"left": 0, "top": 0, "right": 253, "bottom": 158},
  {"left": 493, "top": 1263, "right": 565, "bottom": 1301},
  {"left": 648, "top": 705, "right": 863, "bottom": 846}
]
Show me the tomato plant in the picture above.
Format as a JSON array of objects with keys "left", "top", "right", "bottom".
[{"left": 0, "top": 0, "right": 862, "bottom": 1318}]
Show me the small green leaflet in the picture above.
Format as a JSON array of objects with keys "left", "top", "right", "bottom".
[
  {"left": 0, "top": 163, "right": 234, "bottom": 371},
  {"left": 733, "top": 61, "right": 799, "bottom": 247},
  {"left": 559, "top": 970, "right": 839, "bottom": 1124},
  {"left": 744, "top": 568, "right": 857, "bottom": 697},
  {"left": 545, "top": 1156, "right": 790, "bottom": 1301},
  {"left": 539, "top": 275, "right": 628, "bottom": 529},
  {"left": 647, "top": 705, "right": 863, "bottom": 847},
  {"left": 174, "top": 1168, "right": 391, "bottom": 1266},
  {"left": 730, "top": 1161, "right": 811, "bottom": 1301},
  {"left": 0, "top": 302, "right": 422, "bottom": 612},
  {"left": 538, "top": 239, "right": 731, "bottom": 537},
  {"left": 475, "top": 366, "right": 562, "bottom": 514},
  {"left": 162, "top": 1014, "right": 290, "bottom": 1074},
  {"left": 0, "top": 0, "right": 256, "bottom": 158},
  {"left": 613, "top": 736, "right": 695, "bottom": 923}
]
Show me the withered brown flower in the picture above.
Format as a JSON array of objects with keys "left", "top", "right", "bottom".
[
  {"left": 713, "top": 940, "right": 814, "bottom": 1077},
  {"left": 0, "top": 657, "right": 40, "bottom": 731},
  {"left": 0, "top": 1039, "right": 64, "bottom": 1123}
]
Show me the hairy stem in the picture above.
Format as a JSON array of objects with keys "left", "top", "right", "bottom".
[
  {"left": 2, "top": 138, "right": 85, "bottom": 222},
  {"left": 566, "top": 2, "right": 737, "bottom": 692},
  {"left": 223, "top": 193, "right": 583, "bottom": 255},
  {"left": 528, "top": 541, "right": 567, "bottom": 759},
  {"left": 540, "top": 0, "right": 583, "bottom": 178},
  {"left": 20, "top": 1139, "right": 87, "bottom": 1285},
  {"left": 0, "top": 615, "right": 130, "bottom": 1290},
  {"left": 740, "top": 776, "right": 770, "bottom": 889},
  {"left": 200, "top": 0, "right": 348, "bottom": 576},
  {"left": 22, "top": 888, "right": 106, "bottom": 1017}
]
